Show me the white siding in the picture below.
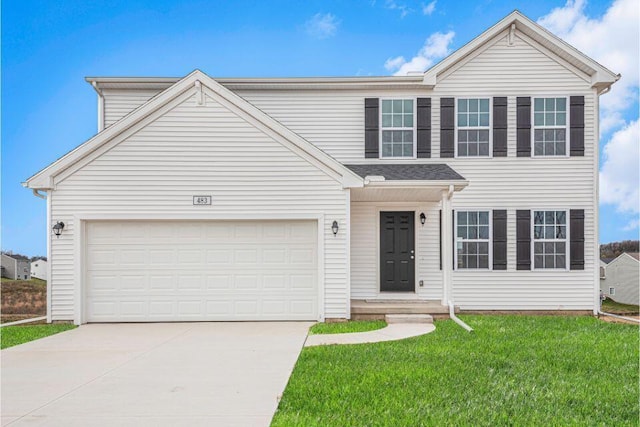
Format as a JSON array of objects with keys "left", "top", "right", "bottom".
[
  {"left": 103, "top": 89, "right": 162, "bottom": 127},
  {"left": 600, "top": 255, "right": 640, "bottom": 306},
  {"left": 50, "top": 93, "right": 348, "bottom": 321},
  {"left": 346, "top": 33, "right": 596, "bottom": 310}
]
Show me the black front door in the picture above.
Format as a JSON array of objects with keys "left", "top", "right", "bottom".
[{"left": 380, "top": 211, "right": 415, "bottom": 292}]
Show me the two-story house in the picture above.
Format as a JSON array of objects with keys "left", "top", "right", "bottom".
[{"left": 24, "top": 11, "right": 619, "bottom": 324}]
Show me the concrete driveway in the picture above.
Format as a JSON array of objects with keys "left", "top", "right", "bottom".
[{"left": 1, "top": 322, "right": 312, "bottom": 426}]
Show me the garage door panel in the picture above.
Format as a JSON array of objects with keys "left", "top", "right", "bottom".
[{"left": 85, "top": 220, "right": 318, "bottom": 322}]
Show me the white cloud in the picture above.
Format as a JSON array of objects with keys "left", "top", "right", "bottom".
[
  {"left": 385, "top": 0, "right": 412, "bottom": 18},
  {"left": 422, "top": 1, "right": 436, "bottom": 16},
  {"left": 537, "top": 0, "right": 639, "bottom": 132},
  {"left": 599, "top": 120, "right": 640, "bottom": 214},
  {"left": 623, "top": 218, "right": 640, "bottom": 231},
  {"left": 385, "top": 31, "right": 455, "bottom": 76},
  {"left": 304, "top": 13, "right": 339, "bottom": 39}
]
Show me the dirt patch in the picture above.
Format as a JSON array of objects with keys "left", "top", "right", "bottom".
[
  {"left": 599, "top": 315, "right": 640, "bottom": 325},
  {"left": 1, "top": 279, "right": 46, "bottom": 323}
]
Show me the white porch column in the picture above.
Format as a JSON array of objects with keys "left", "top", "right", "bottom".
[{"left": 441, "top": 185, "right": 454, "bottom": 305}]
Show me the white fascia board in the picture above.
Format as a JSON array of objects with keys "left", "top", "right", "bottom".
[
  {"left": 24, "top": 70, "right": 204, "bottom": 189},
  {"left": 364, "top": 180, "right": 468, "bottom": 191},
  {"left": 423, "top": 10, "right": 619, "bottom": 88},
  {"left": 197, "top": 73, "right": 364, "bottom": 188},
  {"left": 26, "top": 69, "right": 364, "bottom": 190}
]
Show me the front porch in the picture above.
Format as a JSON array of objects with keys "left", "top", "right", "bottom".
[{"left": 346, "top": 163, "right": 467, "bottom": 318}]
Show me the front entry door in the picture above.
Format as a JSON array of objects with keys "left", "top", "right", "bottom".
[{"left": 380, "top": 211, "right": 415, "bottom": 292}]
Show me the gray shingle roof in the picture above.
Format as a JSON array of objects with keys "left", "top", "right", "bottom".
[{"left": 345, "top": 164, "right": 465, "bottom": 181}]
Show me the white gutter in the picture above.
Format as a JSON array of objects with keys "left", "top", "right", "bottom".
[
  {"left": 32, "top": 189, "right": 46, "bottom": 199},
  {"left": 449, "top": 301, "right": 474, "bottom": 332},
  {"left": 598, "top": 310, "right": 640, "bottom": 324}
]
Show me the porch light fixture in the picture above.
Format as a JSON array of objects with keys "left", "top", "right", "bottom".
[
  {"left": 331, "top": 221, "right": 339, "bottom": 236},
  {"left": 52, "top": 221, "right": 65, "bottom": 237},
  {"left": 419, "top": 213, "right": 426, "bottom": 226}
]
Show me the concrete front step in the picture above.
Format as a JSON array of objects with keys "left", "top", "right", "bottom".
[
  {"left": 351, "top": 300, "right": 452, "bottom": 315},
  {"left": 385, "top": 314, "right": 433, "bottom": 324}
]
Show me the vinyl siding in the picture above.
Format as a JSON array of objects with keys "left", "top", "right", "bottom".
[
  {"left": 600, "top": 256, "right": 640, "bottom": 306},
  {"left": 103, "top": 89, "right": 163, "bottom": 128},
  {"left": 92, "top": 30, "right": 599, "bottom": 311},
  {"left": 50, "top": 93, "right": 348, "bottom": 321}
]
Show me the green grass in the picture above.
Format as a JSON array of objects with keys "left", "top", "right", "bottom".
[
  {"left": 309, "top": 320, "right": 387, "bottom": 335},
  {"left": 602, "top": 298, "right": 639, "bottom": 315},
  {"left": 1, "top": 324, "right": 77, "bottom": 349},
  {"left": 273, "top": 316, "right": 639, "bottom": 426}
]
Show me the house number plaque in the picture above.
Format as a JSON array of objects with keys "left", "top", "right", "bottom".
[{"left": 193, "top": 196, "right": 212, "bottom": 205}]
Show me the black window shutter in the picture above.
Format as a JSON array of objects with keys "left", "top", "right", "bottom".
[
  {"left": 417, "top": 98, "right": 431, "bottom": 158},
  {"left": 516, "top": 210, "right": 531, "bottom": 270},
  {"left": 364, "top": 98, "right": 379, "bottom": 158},
  {"left": 570, "top": 96, "right": 585, "bottom": 156},
  {"left": 439, "top": 209, "right": 442, "bottom": 270},
  {"left": 516, "top": 97, "right": 531, "bottom": 157},
  {"left": 492, "top": 210, "right": 507, "bottom": 270},
  {"left": 570, "top": 209, "right": 585, "bottom": 270},
  {"left": 440, "top": 98, "right": 455, "bottom": 158},
  {"left": 493, "top": 97, "right": 508, "bottom": 157}
]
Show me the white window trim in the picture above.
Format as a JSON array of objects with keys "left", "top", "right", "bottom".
[
  {"left": 379, "top": 98, "right": 417, "bottom": 159},
  {"left": 531, "top": 96, "right": 570, "bottom": 158},
  {"left": 454, "top": 97, "right": 493, "bottom": 158},
  {"left": 454, "top": 209, "right": 493, "bottom": 271},
  {"left": 530, "top": 209, "right": 570, "bottom": 271}
]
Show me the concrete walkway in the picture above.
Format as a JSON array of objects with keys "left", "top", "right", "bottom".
[
  {"left": 304, "top": 323, "right": 435, "bottom": 347},
  {"left": 1, "top": 322, "right": 312, "bottom": 427}
]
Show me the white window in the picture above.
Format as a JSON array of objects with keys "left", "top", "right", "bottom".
[
  {"left": 533, "top": 97, "right": 568, "bottom": 156},
  {"left": 380, "top": 99, "right": 415, "bottom": 158},
  {"left": 532, "top": 210, "right": 568, "bottom": 269},
  {"left": 609, "top": 287, "right": 615, "bottom": 296},
  {"left": 457, "top": 98, "right": 490, "bottom": 157},
  {"left": 456, "top": 211, "right": 491, "bottom": 269}
]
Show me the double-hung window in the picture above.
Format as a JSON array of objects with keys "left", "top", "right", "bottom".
[
  {"left": 456, "top": 211, "right": 490, "bottom": 269},
  {"left": 533, "top": 210, "right": 567, "bottom": 269},
  {"left": 380, "top": 99, "right": 415, "bottom": 158},
  {"left": 533, "top": 97, "right": 567, "bottom": 156},
  {"left": 457, "top": 98, "right": 490, "bottom": 157}
]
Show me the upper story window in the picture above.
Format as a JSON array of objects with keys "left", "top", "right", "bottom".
[
  {"left": 455, "top": 210, "right": 491, "bottom": 269},
  {"left": 457, "top": 98, "right": 490, "bottom": 157},
  {"left": 380, "top": 99, "right": 415, "bottom": 158},
  {"left": 533, "top": 97, "right": 567, "bottom": 156},
  {"left": 532, "top": 210, "right": 567, "bottom": 269}
]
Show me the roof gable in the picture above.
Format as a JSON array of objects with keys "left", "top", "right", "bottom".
[
  {"left": 24, "top": 70, "right": 363, "bottom": 190},
  {"left": 423, "top": 10, "right": 619, "bottom": 91}
]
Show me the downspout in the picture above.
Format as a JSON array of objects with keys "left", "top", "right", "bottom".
[
  {"left": 32, "top": 189, "right": 46, "bottom": 199},
  {"left": 449, "top": 301, "right": 474, "bottom": 332},
  {"left": 30, "top": 189, "right": 51, "bottom": 323},
  {"left": 597, "top": 309, "right": 640, "bottom": 324},
  {"left": 443, "top": 185, "right": 473, "bottom": 332},
  {"left": 91, "top": 81, "right": 105, "bottom": 132}
]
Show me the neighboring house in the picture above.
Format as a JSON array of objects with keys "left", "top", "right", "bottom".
[
  {"left": 1, "top": 254, "right": 31, "bottom": 280},
  {"left": 31, "top": 258, "right": 48, "bottom": 280},
  {"left": 600, "top": 253, "right": 640, "bottom": 306},
  {"left": 23, "top": 11, "right": 619, "bottom": 325}
]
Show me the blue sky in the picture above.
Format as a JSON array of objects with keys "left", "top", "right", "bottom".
[{"left": 2, "top": 0, "right": 638, "bottom": 256}]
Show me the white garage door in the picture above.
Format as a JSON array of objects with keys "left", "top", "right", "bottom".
[{"left": 85, "top": 220, "right": 318, "bottom": 322}]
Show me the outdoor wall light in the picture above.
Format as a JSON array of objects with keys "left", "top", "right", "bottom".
[
  {"left": 419, "top": 212, "right": 426, "bottom": 226},
  {"left": 331, "top": 221, "right": 339, "bottom": 236},
  {"left": 52, "top": 221, "right": 65, "bottom": 237}
]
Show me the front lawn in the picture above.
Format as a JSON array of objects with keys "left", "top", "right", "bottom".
[
  {"left": 1, "top": 324, "right": 77, "bottom": 349},
  {"left": 273, "top": 316, "right": 639, "bottom": 426},
  {"left": 310, "top": 320, "right": 387, "bottom": 335}
]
